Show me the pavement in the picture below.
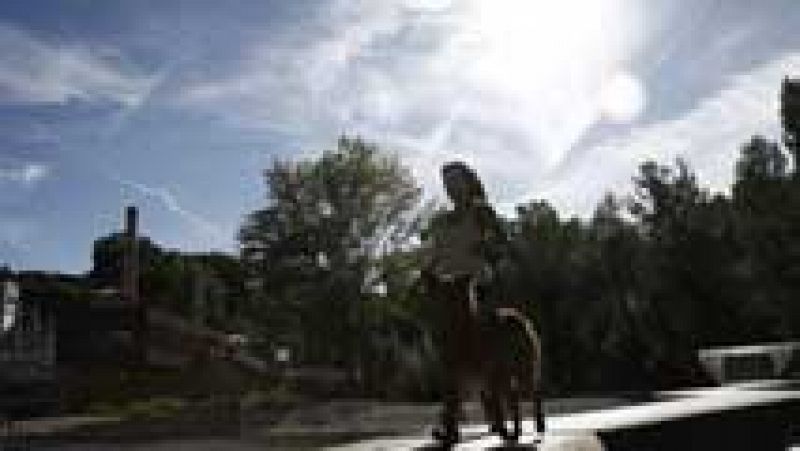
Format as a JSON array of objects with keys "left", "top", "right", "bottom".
[
  {"left": 0, "top": 398, "right": 629, "bottom": 449},
  {"left": 331, "top": 380, "right": 800, "bottom": 450},
  {"left": 3, "top": 381, "right": 797, "bottom": 449}
]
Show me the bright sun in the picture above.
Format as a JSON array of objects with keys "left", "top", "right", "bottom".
[
  {"left": 460, "top": 0, "right": 645, "bottom": 122},
  {"left": 404, "top": 0, "right": 645, "bottom": 172},
  {"left": 599, "top": 70, "right": 646, "bottom": 123}
]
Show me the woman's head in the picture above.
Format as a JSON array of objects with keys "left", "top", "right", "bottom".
[{"left": 441, "top": 161, "right": 487, "bottom": 207}]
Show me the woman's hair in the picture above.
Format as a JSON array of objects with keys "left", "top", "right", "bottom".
[{"left": 441, "top": 161, "right": 487, "bottom": 206}]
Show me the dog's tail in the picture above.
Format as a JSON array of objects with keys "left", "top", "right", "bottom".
[
  {"left": 502, "top": 307, "right": 546, "bottom": 433},
  {"left": 502, "top": 309, "right": 543, "bottom": 393}
]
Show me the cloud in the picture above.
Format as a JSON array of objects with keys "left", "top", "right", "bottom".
[
  {"left": 0, "top": 162, "right": 49, "bottom": 185},
  {"left": 176, "top": 0, "right": 644, "bottom": 203},
  {"left": 536, "top": 52, "right": 800, "bottom": 217},
  {"left": 174, "top": 0, "right": 796, "bottom": 220},
  {"left": 0, "top": 23, "right": 157, "bottom": 106}
]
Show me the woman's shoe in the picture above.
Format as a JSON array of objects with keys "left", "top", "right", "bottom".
[{"left": 432, "top": 425, "right": 460, "bottom": 446}]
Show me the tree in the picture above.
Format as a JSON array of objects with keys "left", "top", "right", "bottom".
[
  {"left": 239, "top": 136, "right": 420, "bottom": 383},
  {"left": 628, "top": 159, "right": 729, "bottom": 385},
  {"left": 587, "top": 194, "right": 656, "bottom": 389},
  {"left": 90, "top": 233, "right": 162, "bottom": 288},
  {"left": 732, "top": 132, "right": 799, "bottom": 339},
  {"left": 778, "top": 78, "right": 800, "bottom": 329},
  {"left": 91, "top": 233, "right": 245, "bottom": 330},
  {"left": 781, "top": 77, "right": 800, "bottom": 171},
  {"left": 735, "top": 135, "right": 787, "bottom": 184}
]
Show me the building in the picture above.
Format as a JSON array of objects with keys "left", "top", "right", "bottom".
[{"left": 0, "top": 279, "right": 58, "bottom": 418}]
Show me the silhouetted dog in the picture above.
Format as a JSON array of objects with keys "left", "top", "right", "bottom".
[
  {"left": 486, "top": 306, "right": 545, "bottom": 442},
  {"left": 425, "top": 271, "right": 545, "bottom": 446}
]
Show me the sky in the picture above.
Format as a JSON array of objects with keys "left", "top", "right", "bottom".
[{"left": 0, "top": 0, "right": 798, "bottom": 273}]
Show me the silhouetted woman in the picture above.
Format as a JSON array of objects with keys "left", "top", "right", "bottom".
[{"left": 422, "top": 161, "right": 510, "bottom": 445}]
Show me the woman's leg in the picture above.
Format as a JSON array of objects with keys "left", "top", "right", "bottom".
[
  {"left": 478, "top": 311, "right": 512, "bottom": 439},
  {"left": 432, "top": 278, "right": 467, "bottom": 444},
  {"left": 435, "top": 359, "right": 463, "bottom": 443},
  {"left": 481, "top": 380, "right": 507, "bottom": 437}
]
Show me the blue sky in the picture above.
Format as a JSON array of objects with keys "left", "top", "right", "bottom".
[{"left": 0, "top": 0, "right": 798, "bottom": 273}]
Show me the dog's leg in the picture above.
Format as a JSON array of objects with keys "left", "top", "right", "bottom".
[
  {"left": 534, "top": 395, "right": 545, "bottom": 434},
  {"left": 481, "top": 387, "right": 507, "bottom": 439},
  {"left": 510, "top": 379, "right": 522, "bottom": 441},
  {"left": 527, "top": 321, "right": 545, "bottom": 436},
  {"left": 433, "top": 393, "right": 461, "bottom": 445}
]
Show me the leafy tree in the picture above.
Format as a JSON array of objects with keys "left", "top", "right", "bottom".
[
  {"left": 781, "top": 77, "right": 800, "bottom": 170},
  {"left": 628, "top": 159, "right": 726, "bottom": 385},
  {"left": 90, "top": 233, "right": 244, "bottom": 330},
  {"left": 732, "top": 102, "right": 800, "bottom": 338},
  {"left": 778, "top": 78, "right": 800, "bottom": 330},
  {"left": 735, "top": 135, "right": 788, "bottom": 183},
  {"left": 90, "top": 233, "right": 162, "bottom": 288},
  {"left": 239, "top": 136, "right": 420, "bottom": 383}
]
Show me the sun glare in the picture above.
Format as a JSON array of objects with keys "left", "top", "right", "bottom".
[
  {"left": 599, "top": 70, "right": 646, "bottom": 122},
  {"left": 467, "top": 0, "right": 640, "bottom": 104},
  {"left": 443, "top": 0, "right": 643, "bottom": 168}
]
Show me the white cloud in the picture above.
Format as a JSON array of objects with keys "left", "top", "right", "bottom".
[
  {"left": 0, "top": 162, "right": 49, "bottom": 185},
  {"left": 174, "top": 0, "right": 796, "bottom": 220},
  {"left": 177, "top": 0, "right": 645, "bottom": 204},
  {"left": 0, "top": 23, "right": 156, "bottom": 106},
  {"left": 536, "top": 53, "right": 800, "bottom": 217}
]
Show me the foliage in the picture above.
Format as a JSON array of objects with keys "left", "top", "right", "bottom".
[
  {"left": 232, "top": 80, "right": 800, "bottom": 396},
  {"left": 55, "top": 78, "right": 800, "bottom": 399},
  {"left": 90, "top": 233, "right": 245, "bottom": 331},
  {"left": 239, "top": 136, "right": 421, "bottom": 385}
]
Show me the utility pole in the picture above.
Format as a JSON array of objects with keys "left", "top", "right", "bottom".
[{"left": 122, "top": 206, "right": 146, "bottom": 365}]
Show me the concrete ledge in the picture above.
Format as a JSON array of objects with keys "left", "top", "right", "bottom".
[{"left": 334, "top": 384, "right": 800, "bottom": 450}]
